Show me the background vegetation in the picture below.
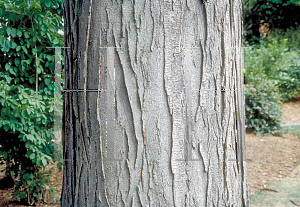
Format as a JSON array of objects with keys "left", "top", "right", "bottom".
[
  {"left": 244, "top": 0, "right": 300, "bottom": 136},
  {"left": 0, "top": 0, "right": 64, "bottom": 205}
]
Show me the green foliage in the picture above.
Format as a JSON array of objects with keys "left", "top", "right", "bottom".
[
  {"left": 0, "top": 73, "right": 61, "bottom": 203},
  {"left": 245, "top": 79, "right": 283, "bottom": 137},
  {"left": 244, "top": 38, "right": 300, "bottom": 102},
  {"left": 0, "top": 0, "right": 64, "bottom": 204},
  {"left": 268, "top": 25, "right": 300, "bottom": 51},
  {"left": 244, "top": 33, "right": 300, "bottom": 136},
  {"left": 0, "top": 0, "right": 64, "bottom": 93}
]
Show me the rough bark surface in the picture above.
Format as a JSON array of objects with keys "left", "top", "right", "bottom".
[{"left": 62, "top": 0, "right": 249, "bottom": 206}]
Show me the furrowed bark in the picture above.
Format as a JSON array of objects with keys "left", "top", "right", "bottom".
[{"left": 62, "top": 0, "right": 249, "bottom": 206}]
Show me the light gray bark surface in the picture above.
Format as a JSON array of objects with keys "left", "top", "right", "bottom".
[{"left": 62, "top": 0, "right": 249, "bottom": 206}]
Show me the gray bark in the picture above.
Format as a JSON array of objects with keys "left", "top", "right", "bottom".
[{"left": 62, "top": 0, "right": 249, "bottom": 206}]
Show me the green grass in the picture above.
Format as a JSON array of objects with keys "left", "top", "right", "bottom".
[{"left": 282, "top": 125, "right": 300, "bottom": 136}]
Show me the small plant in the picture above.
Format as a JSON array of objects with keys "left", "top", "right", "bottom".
[
  {"left": 245, "top": 79, "right": 283, "bottom": 137},
  {"left": 0, "top": 79, "right": 62, "bottom": 205}
]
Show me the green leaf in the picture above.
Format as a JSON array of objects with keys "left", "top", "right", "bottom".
[
  {"left": 17, "top": 30, "right": 22, "bottom": 37},
  {"left": 44, "top": 78, "right": 52, "bottom": 86},
  {"left": 2, "top": 152, "right": 7, "bottom": 159},
  {"left": 42, "top": 159, "right": 47, "bottom": 166},
  {"left": 21, "top": 110, "right": 29, "bottom": 118},
  {"left": 5, "top": 76, "right": 11, "bottom": 84},
  {"left": 26, "top": 108, "right": 31, "bottom": 115},
  {"left": 3, "top": 40, "right": 11, "bottom": 52},
  {"left": 11, "top": 28, "right": 17, "bottom": 38},
  {"left": 6, "top": 27, "right": 11, "bottom": 36},
  {"left": 41, "top": 25, "right": 46, "bottom": 32},
  {"left": 45, "top": 1, "right": 51, "bottom": 7},
  {"left": 29, "top": 76, "right": 35, "bottom": 83},
  {"left": 45, "top": 146, "right": 50, "bottom": 154},
  {"left": 20, "top": 192, "right": 26, "bottom": 199},
  {"left": 37, "top": 67, "right": 41, "bottom": 74},
  {"left": 9, "top": 13, "right": 17, "bottom": 23},
  {"left": 4, "top": 124, "right": 9, "bottom": 131},
  {"left": 46, "top": 131, "right": 51, "bottom": 138},
  {"left": 24, "top": 31, "right": 29, "bottom": 38},
  {"left": 0, "top": 36, "right": 4, "bottom": 46},
  {"left": 29, "top": 153, "right": 35, "bottom": 160},
  {"left": 57, "top": 162, "right": 63, "bottom": 172},
  {"left": 14, "top": 58, "right": 20, "bottom": 66},
  {"left": 53, "top": 38, "right": 59, "bottom": 44},
  {"left": 9, "top": 67, "right": 16, "bottom": 76},
  {"left": 25, "top": 141, "right": 31, "bottom": 148},
  {"left": 14, "top": 78, "right": 19, "bottom": 84},
  {"left": 16, "top": 46, "right": 21, "bottom": 51},
  {"left": 32, "top": 1, "right": 41, "bottom": 9},
  {"left": 5, "top": 63, "right": 10, "bottom": 70},
  {"left": 27, "top": 134, "right": 34, "bottom": 141},
  {"left": 11, "top": 42, "right": 17, "bottom": 49},
  {"left": 21, "top": 46, "right": 28, "bottom": 54}
]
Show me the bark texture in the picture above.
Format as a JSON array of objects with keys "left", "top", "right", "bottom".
[{"left": 62, "top": 0, "right": 249, "bottom": 206}]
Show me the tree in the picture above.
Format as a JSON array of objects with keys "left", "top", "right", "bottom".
[{"left": 62, "top": 0, "right": 249, "bottom": 206}]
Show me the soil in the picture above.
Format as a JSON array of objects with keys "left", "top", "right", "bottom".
[
  {"left": 0, "top": 99, "right": 299, "bottom": 206},
  {"left": 281, "top": 97, "right": 300, "bottom": 124},
  {"left": 246, "top": 132, "right": 300, "bottom": 196},
  {"left": 250, "top": 165, "right": 300, "bottom": 207}
]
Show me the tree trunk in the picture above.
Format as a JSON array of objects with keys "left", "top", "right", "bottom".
[{"left": 62, "top": 0, "right": 249, "bottom": 206}]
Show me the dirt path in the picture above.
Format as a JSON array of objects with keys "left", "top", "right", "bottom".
[
  {"left": 250, "top": 164, "right": 300, "bottom": 207},
  {"left": 249, "top": 99, "right": 300, "bottom": 206}
]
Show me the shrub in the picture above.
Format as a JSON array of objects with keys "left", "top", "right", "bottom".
[
  {"left": 269, "top": 25, "right": 300, "bottom": 52},
  {"left": 245, "top": 79, "right": 283, "bottom": 137},
  {"left": 244, "top": 38, "right": 300, "bottom": 101},
  {"left": 0, "top": 74, "right": 61, "bottom": 203},
  {"left": 0, "top": 0, "right": 64, "bottom": 204}
]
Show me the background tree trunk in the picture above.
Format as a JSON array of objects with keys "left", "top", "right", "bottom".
[{"left": 62, "top": 0, "right": 249, "bottom": 206}]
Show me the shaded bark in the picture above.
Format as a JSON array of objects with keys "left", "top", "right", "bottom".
[{"left": 62, "top": 0, "right": 249, "bottom": 206}]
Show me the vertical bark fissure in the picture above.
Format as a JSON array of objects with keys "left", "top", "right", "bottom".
[
  {"left": 161, "top": 10, "right": 174, "bottom": 203},
  {"left": 202, "top": 1, "right": 208, "bottom": 49},
  {"left": 126, "top": 26, "right": 142, "bottom": 172},
  {"left": 83, "top": 0, "right": 93, "bottom": 140},
  {"left": 62, "top": 0, "right": 76, "bottom": 205},
  {"left": 98, "top": 4, "right": 111, "bottom": 204},
  {"left": 114, "top": 45, "right": 139, "bottom": 203}
]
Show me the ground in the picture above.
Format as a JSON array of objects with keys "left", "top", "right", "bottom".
[
  {"left": 246, "top": 96, "right": 300, "bottom": 197},
  {"left": 0, "top": 99, "right": 299, "bottom": 206}
]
